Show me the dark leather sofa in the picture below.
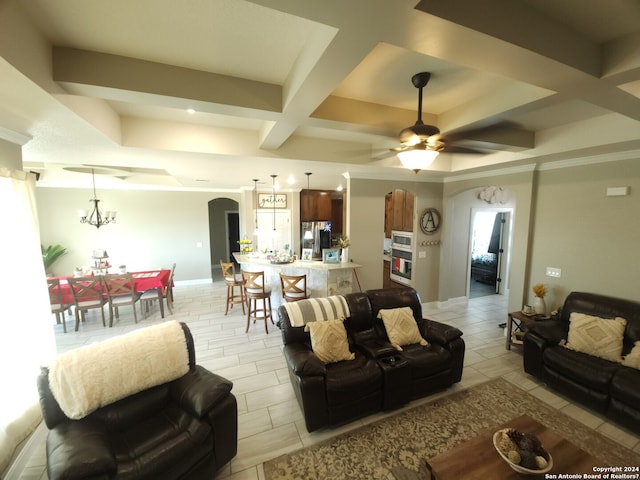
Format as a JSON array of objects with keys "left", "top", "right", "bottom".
[
  {"left": 37, "top": 322, "right": 238, "bottom": 480},
  {"left": 279, "top": 287, "right": 465, "bottom": 432},
  {"left": 523, "top": 291, "right": 640, "bottom": 434}
]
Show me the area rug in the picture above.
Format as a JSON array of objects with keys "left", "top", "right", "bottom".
[{"left": 263, "top": 378, "right": 640, "bottom": 479}]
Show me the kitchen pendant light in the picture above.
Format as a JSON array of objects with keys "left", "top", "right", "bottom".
[
  {"left": 252, "top": 178, "right": 259, "bottom": 235},
  {"left": 270, "top": 174, "right": 277, "bottom": 232},
  {"left": 303, "top": 172, "right": 313, "bottom": 240}
]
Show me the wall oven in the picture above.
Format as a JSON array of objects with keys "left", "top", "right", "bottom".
[{"left": 390, "top": 231, "right": 413, "bottom": 286}]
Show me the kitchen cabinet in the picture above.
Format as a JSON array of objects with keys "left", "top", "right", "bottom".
[
  {"left": 384, "top": 192, "right": 393, "bottom": 238},
  {"left": 300, "top": 189, "right": 344, "bottom": 232},
  {"left": 301, "top": 190, "right": 332, "bottom": 221},
  {"left": 387, "top": 189, "right": 414, "bottom": 233}
]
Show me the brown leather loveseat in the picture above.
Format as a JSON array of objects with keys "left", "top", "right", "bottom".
[
  {"left": 37, "top": 321, "right": 237, "bottom": 480},
  {"left": 279, "top": 287, "right": 465, "bottom": 432},
  {"left": 523, "top": 291, "right": 640, "bottom": 434}
]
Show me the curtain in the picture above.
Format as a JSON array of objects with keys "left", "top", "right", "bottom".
[{"left": 0, "top": 169, "right": 55, "bottom": 473}]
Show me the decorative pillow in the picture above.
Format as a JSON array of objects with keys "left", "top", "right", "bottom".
[
  {"left": 378, "top": 307, "right": 428, "bottom": 351},
  {"left": 622, "top": 341, "right": 640, "bottom": 369},
  {"left": 304, "top": 318, "right": 355, "bottom": 364},
  {"left": 564, "top": 313, "right": 627, "bottom": 362}
]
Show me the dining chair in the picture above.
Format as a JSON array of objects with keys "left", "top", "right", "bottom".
[
  {"left": 221, "top": 260, "right": 245, "bottom": 315},
  {"left": 47, "top": 277, "right": 72, "bottom": 333},
  {"left": 140, "top": 267, "right": 175, "bottom": 317},
  {"left": 68, "top": 276, "right": 108, "bottom": 331},
  {"left": 279, "top": 273, "right": 310, "bottom": 303},
  {"left": 105, "top": 273, "right": 141, "bottom": 326},
  {"left": 241, "top": 270, "right": 273, "bottom": 333}
]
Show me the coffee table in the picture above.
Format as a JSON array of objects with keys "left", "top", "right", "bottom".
[{"left": 427, "top": 415, "right": 604, "bottom": 479}]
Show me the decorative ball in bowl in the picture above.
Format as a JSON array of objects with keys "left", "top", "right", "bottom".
[{"left": 493, "top": 428, "right": 553, "bottom": 475}]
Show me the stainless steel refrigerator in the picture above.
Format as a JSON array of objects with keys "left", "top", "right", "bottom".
[{"left": 301, "top": 221, "right": 332, "bottom": 260}]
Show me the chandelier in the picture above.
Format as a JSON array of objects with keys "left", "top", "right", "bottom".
[{"left": 77, "top": 169, "right": 116, "bottom": 228}]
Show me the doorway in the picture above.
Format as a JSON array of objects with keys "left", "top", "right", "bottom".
[
  {"left": 208, "top": 198, "right": 240, "bottom": 281},
  {"left": 468, "top": 209, "right": 511, "bottom": 298}
]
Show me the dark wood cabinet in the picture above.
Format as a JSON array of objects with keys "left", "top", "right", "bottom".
[
  {"left": 300, "top": 190, "right": 316, "bottom": 222},
  {"left": 387, "top": 189, "right": 414, "bottom": 233},
  {"left": 384, "top": 192, "right": 393, "bottom": 238},
  {"left": 300, "top": 189, "right": 344, "bottom": 231}
]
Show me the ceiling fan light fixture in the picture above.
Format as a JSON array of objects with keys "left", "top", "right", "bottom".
[{"left": 397, "top": 146, "right": 439, "bottom": 173}]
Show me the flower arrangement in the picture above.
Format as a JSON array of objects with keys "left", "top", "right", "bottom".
[
  {"left": 336, "top": 235, "right": 350, "bottom": 248},
  {"left": 532, "top": 283, "right": 547, "bottom": 298}
]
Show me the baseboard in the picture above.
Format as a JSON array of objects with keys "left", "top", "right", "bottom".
[{"left": 174, "top": 278, "right": 213, "bottom": 287}]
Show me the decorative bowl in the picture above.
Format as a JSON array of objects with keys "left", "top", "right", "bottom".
[{"left": 493, "top": 429, "right": 553, "bottom": 475}]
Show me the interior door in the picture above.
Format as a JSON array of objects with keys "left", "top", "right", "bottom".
[{"left": 227, "top": 212, "right": 240, "bottom": 264}]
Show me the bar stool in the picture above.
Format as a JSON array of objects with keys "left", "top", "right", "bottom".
[
  {"left": 242, "top": 270, "right": 273, "bottom": 333},
  {"left": 279, "top": 273, "right": 310, "bottom": 303},
  {"left": 220, "top": 261, "right": 245, "bottom": 315}
]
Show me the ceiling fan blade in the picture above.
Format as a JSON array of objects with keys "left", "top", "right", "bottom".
[
  {"left": 440, "top": 145, "right": 486, "bottom": 154},
  {"left": 442, "top": 122, "right": 534, "bottom": 151}
]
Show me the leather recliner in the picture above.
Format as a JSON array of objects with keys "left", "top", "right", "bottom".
[
  {"left": 37, "top": 323, "right": 238, "bottom": 480},
  {"left": 523, "top": 291, "right": 640, "bottom": 434},
  {"left": 279, "top": 287, "right": 465, "bottom": 432}
]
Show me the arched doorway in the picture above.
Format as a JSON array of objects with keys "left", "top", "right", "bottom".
[{"left": 208, "top": 198, "right": 240, "bottom": 281}]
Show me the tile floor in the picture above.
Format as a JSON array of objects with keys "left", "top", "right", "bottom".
[{"left": 9, "top": 280, "right": 640, "bottom": 480}]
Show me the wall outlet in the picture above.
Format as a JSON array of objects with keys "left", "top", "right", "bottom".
[{"left": 546, "top": 267, "right": 561, "bottom": 278}]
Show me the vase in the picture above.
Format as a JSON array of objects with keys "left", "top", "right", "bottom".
[
  {"left": 341, "top": 247, "right": 349, "bottom": 263},
  {"left": 533, "top": 296, "right": 546, "bottom": 315}
]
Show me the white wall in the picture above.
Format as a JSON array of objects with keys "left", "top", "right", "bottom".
[
  {"left": 528, "top": 159, "right": 640, "bottom": 310},
  {"left": 442, "top": 170, "right": 534, "bottom": 312},
  {"left": 36, "top": 187, "right": 241, "bottom": 281},
  {"left": 348, "top": 177, "right": 443, "bottom": 302}
]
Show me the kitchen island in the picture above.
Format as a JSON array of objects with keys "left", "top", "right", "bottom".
[{"left": 233, "top": 253, "right": 361, "bottom": 306}]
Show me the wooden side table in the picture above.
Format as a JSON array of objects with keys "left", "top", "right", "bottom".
[{"left": 506, "top": 311, "right": 547, "bottom": 350}]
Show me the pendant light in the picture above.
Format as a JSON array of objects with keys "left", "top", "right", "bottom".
[
  {"left": 252, "top": 179, "right": 259, "bottom": 235},
  {"left": 270, "top": 174, "right": 277, "bottom": 233},
  {"left": 303, "top": 172, "right": 313, "bottom": 240}
]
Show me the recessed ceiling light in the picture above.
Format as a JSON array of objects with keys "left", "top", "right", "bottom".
[{"left": 187, "top": 108, "right": 196, "bottom": 114}]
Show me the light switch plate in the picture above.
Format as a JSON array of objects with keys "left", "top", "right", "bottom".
[
  {"left": 418, "top": 251, "right": 426, "bottom": 259},
  {"left": 546, "top": 267, "right": 561, "bottom": 278}
]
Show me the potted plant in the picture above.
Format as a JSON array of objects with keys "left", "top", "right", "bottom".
[
  {"left": 42, "top": 244, "right": 67, "bottom": 276},
  {"left": 335, "top": 235, "right": 350, "bottom": 263}
]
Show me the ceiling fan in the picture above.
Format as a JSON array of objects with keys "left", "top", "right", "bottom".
[{"left": 392, "top": 72, "right": 486, "bottom": 172}]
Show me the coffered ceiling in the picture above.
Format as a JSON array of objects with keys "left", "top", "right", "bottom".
[{"left": 1, "top": 0, "right": 639, "bottom": 192}]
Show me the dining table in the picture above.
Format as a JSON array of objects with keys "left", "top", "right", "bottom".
[{"left": 55, "top": 269, "right": 173, "bottom": 318}]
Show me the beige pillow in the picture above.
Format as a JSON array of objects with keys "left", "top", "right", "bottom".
[
  {"left": 304, "top": 318, "right": 355, "bottom": 364},
  {"left": 378, "top": 307, "right": 428, "bottom": 351},
  {"left": 622, "top": 341, "right": 640, "bottom": 369},
  {"left": 564, "top": 313, "right": 627, "bottom": 362}
]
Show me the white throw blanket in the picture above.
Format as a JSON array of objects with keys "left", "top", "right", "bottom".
[
  {"left": 283, "top": 295, "right": 351, "bottom": 327},
  {"left": 48, "top": 320, "right": 190, "bottom": 420}
]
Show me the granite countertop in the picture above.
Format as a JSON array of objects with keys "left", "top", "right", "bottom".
[{"left": 233, "top": 253, "right": 361, "bottom": 270}]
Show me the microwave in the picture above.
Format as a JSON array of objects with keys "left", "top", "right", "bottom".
[{"left": 391, "top": 231, "right": 413, "bottom": 251}]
